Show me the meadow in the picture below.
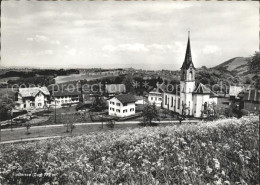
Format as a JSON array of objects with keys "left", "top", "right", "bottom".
[{"left": 0, "top": 116, "right": 259, "bottom": 185}]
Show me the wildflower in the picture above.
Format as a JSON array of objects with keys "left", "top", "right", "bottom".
[
  {"left": 213, "top": 158, "right": 220, "bottom": 170},
  {"left": 206, "top": 166, "right": 213, "bottom": 174}
]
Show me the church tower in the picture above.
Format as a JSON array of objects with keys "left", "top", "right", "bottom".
[{"left": 180, "top": 32, "right": 196, "bottom": 115}]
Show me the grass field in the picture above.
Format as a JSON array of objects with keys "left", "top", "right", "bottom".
[{"left": 0, "top": 116, "right": 258, "bottom": 184}]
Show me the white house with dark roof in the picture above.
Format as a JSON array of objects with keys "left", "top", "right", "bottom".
[
  {"left": 162, "top": 34, "right": 218, "bottom": 118},
  {"left": 16, "top": 87, "right": 50, "bottom": 110},
  {"left": 108, "top": 94, "right": 136, "bottom": 117}
]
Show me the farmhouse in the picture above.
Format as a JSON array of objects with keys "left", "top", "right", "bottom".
[
  {"left": 242, "top": 89, "right": 260, "bottom": 112},
  {"left": 108, "top": 94, "right": 136, "bottom": 117},
  {"left": 162, "top": 34, "right": 218, "bottom": 117},
  {"left": 16, "top": 87, "right": 50, "bottom": 110},
  {"left": 52, "top": 88, "right": 81, "bottom": 107},
  {"left": 148, "top": 88, "right": 162, "bottom": 107}
]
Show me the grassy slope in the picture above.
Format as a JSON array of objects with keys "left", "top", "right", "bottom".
[{"left": 0, "top": 117, "right": 259, "bottom": 185}]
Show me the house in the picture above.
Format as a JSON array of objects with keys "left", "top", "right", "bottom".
[
  {"left": 108, "top": 94, "right": 136, "bottom": 117},
  {"left": 162, "top": 33, "right": 218, "bottom": 118},
  {"left": 16, "top": 87, "right": 50, "bottom": 110},
  {"left": 105, "top": 84, "right": 126, "bottom": 96},
  {"left": 148, "top": 88, "right": 162, "bottom": 107},
  {"left": 229, "top": 86, "right": 244, "bottom": 100},
  {"left": 52, "top": 88, "right": 81, "bottom": 107},
  {"left": 243, "top": 89, "right": 260, "bottom": 112},
  {"left": 135, "top": 96, "right": 147, "bottom": 105}
]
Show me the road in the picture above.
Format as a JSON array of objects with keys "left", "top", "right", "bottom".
[
  {"left": 1, "top": 120, "right": 199, "bottom": 132},
  {"left": 0, "top": 120, "right": 200, "bottom": 144}
]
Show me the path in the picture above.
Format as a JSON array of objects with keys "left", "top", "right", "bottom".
[{"left": 1, "top": 120, "right": 199, "bottom": 132}]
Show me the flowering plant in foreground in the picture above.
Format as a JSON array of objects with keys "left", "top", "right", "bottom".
[{"left": 0, "top": 116, "right": 259, "bottom": 184}]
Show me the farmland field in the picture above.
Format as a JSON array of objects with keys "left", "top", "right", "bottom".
[
  {"left": 0, "top": 116, "right": 259, "bottom": 184},
  {"left": 54, "top": 73, "right": 114, "bottom": 84}
]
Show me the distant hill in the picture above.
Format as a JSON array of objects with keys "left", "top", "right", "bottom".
[{"left": 213, "top": 57, "right": 251, "bottom": 75}]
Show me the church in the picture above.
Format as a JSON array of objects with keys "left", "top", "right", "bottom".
[{"left": 162, "top": 34, "right": 218, "bottom": 118}]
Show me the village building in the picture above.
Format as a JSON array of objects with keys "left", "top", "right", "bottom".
[
  {"left": 148, "top": 88, "right": 162, "bottom": 107},
  {"left": 16, "top": 87, "right": 50, "bottom": 110},
  {"left": 105, "top": 84, "right": 126, "bottom": 97},
  {"left": 108, "top": 94, "right": 136, "bottom": 117},
  {"left": 52, "top": 88, "right": 81, "bottom": 107},
  {"left": 162, "top": 34, "right": 218, "bottom": 118},
  {"left": 242, "top": 89, "right": 260, "bottom": 112}
]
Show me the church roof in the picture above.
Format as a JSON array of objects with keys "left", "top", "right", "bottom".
[
  {"left": 193, "top": 83, "right": 218, "bottom": 97},
  {"left": 181, "top": 33, "right": 195, "bottom": 70}
]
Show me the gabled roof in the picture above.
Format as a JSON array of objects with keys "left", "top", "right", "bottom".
[
  {"left": 193, "top": 83, "right": 218, "bottom": 97},
  {"left": 53, "top": 88, "right": 81, "bottom": 97},
  {"left": 181, "top": 33, "right": 195, "bottom": 70},
  {"left": 149, "top": 88, "right": 162, "bottom": 94},
  {"left": 19, "top": 87, "right": 50, "bottom": 97},
  {"left": 244, "top": 89, "right": 260, "bottom": 102},
  {"left": 114, "top": 94, "right": 136, "bottom": 104}
]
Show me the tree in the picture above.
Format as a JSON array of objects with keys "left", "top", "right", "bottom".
[
  {"left": 205, "top": 102, "right": 220, "bottom": 121},
  {"left": 162, "top": 108, "right": 170, "bottom": 119},
  {"left": 248, "top": 52, "right": 260, "bottom": 75},
  {"left": 178, "top": 104, "right": 189, "bottom": 124},
  {"left": 63, "top": 113, "right": 76, "bottom": 134},
  {"left": 142, "top": 103, "right": 159, "bottom": 126},
  {"left": 106, "top": 119, "right": 116, "bottom": 129},
  {"left": 24, "top": 122, "right": 31, "bottom": 135},
  {"left": 91, "top": 96, "right": 106, "bottom": 112},
  {"left": 123, "top": 75, "right": 135, "bottom": 94}
]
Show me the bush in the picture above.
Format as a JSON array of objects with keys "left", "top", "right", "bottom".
[{"left": 241, "top": 109, "right": 250, "bottom": 116}]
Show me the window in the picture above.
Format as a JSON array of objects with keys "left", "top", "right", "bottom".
[
  {"left": 30, "top": 103, "right": 35, "bottom": 107},
  {"left": 171, "top": 97, "right": 173, "bottom": 107},
  {"left": 151, "top": 97, "right": 153, "bottom": 100},
  {"left": 38, "top": 103, "right": 42, "bottom": 106},
  {"left": 130, "top": 108, "right": 134, "bottom": 112},
  {"left": 116, "top": 103, "right": 121, "bottom": 106},
  {"left": 116, "top": 109, "right": 120, "bottom": 113},
  {"left": 123, "top": 109, "right": 127, "bottom": 113},
  {"left": 123, "top": 103, "right": 127, "bottom": 106},
  {"left": 110, "top": 101, "right": 115, "bottom": 105},
  {"left": 155, "top": 97, "right": 157, "bottom": 101},
  {"left": 159, "top": 98, "right": 162, "bottom": 101},
  {"left": 165, "top": 95, "right": 167, "bottom": 105},
  {"left": 178, "top": 98, "right": 180, "bottom": 109}
]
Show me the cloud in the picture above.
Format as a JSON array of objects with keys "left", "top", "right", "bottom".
[
  {"left": 36, "top": 50, "right": 53, "bottom": 56},
  {"left": 68, "top": 48, "right": 77, "bottom": 56},
  {"left": 26, "top": 35, "right": 61, "bottom": 45},
  {"left": 202, "top": 45, "right": 221, "bottom": 55},
  {"left": 50, "top": 40, "right": 61, "bottom": 45},
  {"left": 103, "top": 43, "right": 184, "bottom": 53}
]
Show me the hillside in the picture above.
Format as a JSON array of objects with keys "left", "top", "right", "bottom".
[
  {"left": 214, "top": 57, "right": 251, "bottom": 75},
  {"left": 0, "top": 117, "right": 258, "bottom": 185}
]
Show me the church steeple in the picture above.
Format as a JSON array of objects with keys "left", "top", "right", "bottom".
[
  {"left": 181, "top": 31, "right": 195, "bottom": 70},
  {"left": 180, "top": 32, "right": 196, "bottom": 81}
]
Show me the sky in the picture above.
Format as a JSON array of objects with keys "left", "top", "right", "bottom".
[{"left": 1, "top": 1, "right": 259, "bottom": 70}]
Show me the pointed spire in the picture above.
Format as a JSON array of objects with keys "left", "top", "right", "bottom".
[{"left": 181, "top": 31, "right": 195, "bottom": 69}]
